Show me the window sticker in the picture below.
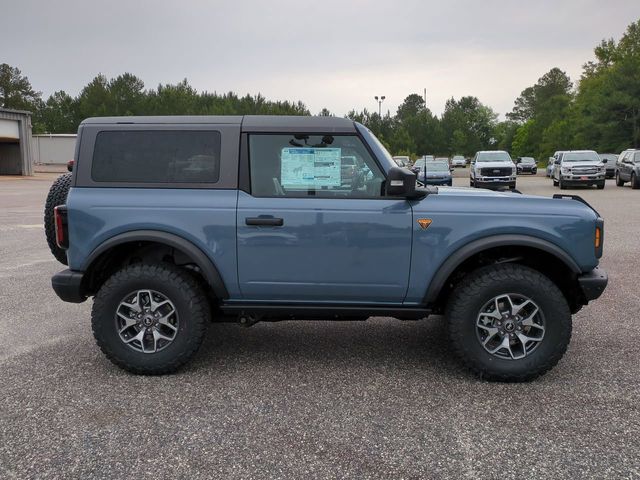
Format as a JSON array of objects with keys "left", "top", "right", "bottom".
[{"left": 281, "top": 148, "right": 342, "bottom": 188}]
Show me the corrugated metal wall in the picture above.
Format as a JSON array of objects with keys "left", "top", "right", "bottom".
[{"left": 0, "top": 109, "right": 33, "bottom": 176}]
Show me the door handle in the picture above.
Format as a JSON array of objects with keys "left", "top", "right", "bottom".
[{"left": 245, "top": 216, "right": 284, "bottom": 226}]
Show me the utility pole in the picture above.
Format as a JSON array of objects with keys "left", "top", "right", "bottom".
[
  {"left": 374, "top": 95, "right": 385, "bottom": 116},
  {"left": 424, "top": 88, "right": 427, "bottom": 108}
]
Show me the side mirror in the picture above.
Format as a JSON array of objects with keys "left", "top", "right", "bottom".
[
  {"left": 386, "top": 167, "right": 419, "bottom": 198},
  {"left": 554, "top": 159, "right": 561, "bottom": 165}
]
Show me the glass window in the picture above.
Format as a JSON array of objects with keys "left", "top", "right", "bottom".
[
  {"left": 249, "top": 134, "right": 385, "bottom": 198},
  {"left": 563, "top": 151, "right": 600, "bottom": 162},
  {"left": 92, "top": 130, "right": 221, "bottom": 183},
  {"left": 476, "top": 151, "right": 512, "bottom": 162}
]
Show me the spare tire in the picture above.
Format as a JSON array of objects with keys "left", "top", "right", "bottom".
[{"left": 44, "top": 173, "right": 72, "bottom": 265}]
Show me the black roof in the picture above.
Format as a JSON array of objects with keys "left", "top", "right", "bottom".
[{"left": 81, "top": 115, "right": 357, "bottom": 133}]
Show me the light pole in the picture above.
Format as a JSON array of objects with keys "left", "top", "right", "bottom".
[{"left": 374, "top": 95, "right": 385, "bottom": 116}]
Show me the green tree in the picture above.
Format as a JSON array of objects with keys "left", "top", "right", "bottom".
[
  {"left": 0, "top": 63, "right": 41, "bottom": 111},
  {"left": 37, "top": 91, "right": 77, "bottom": 133}
]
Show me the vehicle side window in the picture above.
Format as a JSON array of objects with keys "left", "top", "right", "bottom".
[
  {"left": 91, "top": 130, "right": 221, "bottom": 183},
  {"left": 248, "top": 134, "right": 385, "bottom": 198}
]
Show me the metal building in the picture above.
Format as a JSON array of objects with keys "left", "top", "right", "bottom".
[{"left": 0, "top": 108, "right": 33, "bottom": 176}]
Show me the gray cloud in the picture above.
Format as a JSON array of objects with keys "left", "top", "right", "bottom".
[{"left": 2, "top": 0, "right": 639, "bottom": 117}]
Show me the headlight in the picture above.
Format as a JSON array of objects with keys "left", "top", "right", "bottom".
[
  {"left": 561, "top": 167, "right": 571, "bottom": 174},
  {"left": 512, "top": 167, "right": 516, "bottom": 174}
]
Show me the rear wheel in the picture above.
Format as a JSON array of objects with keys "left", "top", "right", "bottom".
[
  {"left": 91, "top": 263, "right": 209, "bottom": 374},
  {"left": 632, "top": 173, "right": 639, "bottom": 190},
  {"left": 615, "top": 171, "right": 624, "bottom": 186},
  {"left": 44, "top": 173, "right": 72, "bottom": 265},
  {"left": 447, "top": 264, "right": 572, "bottom": 382}
]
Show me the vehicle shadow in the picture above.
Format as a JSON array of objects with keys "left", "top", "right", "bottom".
[{"left": 191, "top": 315, "right": 465, "bottom": 378}]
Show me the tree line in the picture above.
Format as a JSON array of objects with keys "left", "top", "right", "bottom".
[{"left": 1, "top": 19, "right": 638, "bottom": 162}]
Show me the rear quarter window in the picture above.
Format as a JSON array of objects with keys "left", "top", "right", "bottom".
[{"left": 91, "top": 130, "right": 221, "bottom": 183}]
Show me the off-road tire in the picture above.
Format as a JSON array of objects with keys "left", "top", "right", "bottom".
[
  {"left": 632, "top": 173, "right": 639, "bottom": 190},
  {"left": 615, "top": 171, "right": 624, "bottom": 186},
  {"left": 44, "top": 173, "right": 72, "bottom": 265},
  {"left": 446, "top": 264, "right": 572, "bottom": 382},
  {"left": 92, "top": 263, "right": 209, "bottom": 375}
]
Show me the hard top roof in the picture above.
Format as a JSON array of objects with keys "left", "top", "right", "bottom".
[{"left": 80, "top": 115, "right": 357, "bottom": 132}]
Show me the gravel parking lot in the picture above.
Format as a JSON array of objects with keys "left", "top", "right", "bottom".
[{"left": 1, "top": 170, "right": 638, "bottom": 479}]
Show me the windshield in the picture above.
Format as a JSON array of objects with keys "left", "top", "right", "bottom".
[
  {"left": 520, "top": 157, "right": 535, "bottom": 163},
  {"left": 426, "top": 162, "right": 449, "bottom": 172},
  {"left": 563, "top": 151, "right": 600, "bottom": 162},
  {"left": 452, "top": 155, "right": 464, "bottom": 161},
  {"left": 599, "top": 153, "right": 617, "bottom": 162},
  {"left": 476, "top": 151, "right": 512, "bottom": 163}
]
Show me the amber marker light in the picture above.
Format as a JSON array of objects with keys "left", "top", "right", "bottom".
[{"left": 417, "top": 219, "right": 432, "bottom": 230}]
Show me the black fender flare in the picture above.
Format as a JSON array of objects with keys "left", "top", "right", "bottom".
[
  {"left": 83, "top": 230, "right": 229, "bottom": 299},
  {"left": 423, "top": 234, "right": 582, "bottom": 304}
]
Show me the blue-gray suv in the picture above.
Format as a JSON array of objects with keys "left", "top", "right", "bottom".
[{"left": 47, "top": 115, "right": 608, "bottom": 381}]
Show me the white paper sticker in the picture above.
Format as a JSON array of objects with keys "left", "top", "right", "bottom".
[{"left": 281, "top": 148, "right": 342, "bottom": 188}]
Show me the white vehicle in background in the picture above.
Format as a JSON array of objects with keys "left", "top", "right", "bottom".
[
  {"left": 552, "top": 150, "right": 605, "bottom": 190},
  {"left": 546, "top": 157, "right": 556, "bottom": 177},
  {"left": 392, "top": 155, "right": 411, "bottom": 168},
  {"left": 469, "top": 150, "right": 517, "bottom": 190},
  {"left": 451, "top": 155, "right": 466, "bottom": 168}
]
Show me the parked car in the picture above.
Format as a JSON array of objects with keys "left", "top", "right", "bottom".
[
  {"left": 451, "top": 155, "right": 466, "bottom": 168},
  {"left": 469, "top": 150, "right": 517, "bottom": 190},
  {"left": 615, "top": 149, "right": 640, "bottom": 189},
  {"left": 515, "top": 157, "right": 537, "bottom": 175},
  {"left": 411, "top": 155, "right": 436, "bottom": 175},
  {"left": 420, "top": 160, "right": 452, "bottom": 186},
  {"left": 598, "top": 153, "right": 617, "bottom": 179},
  {"left": 47, "top": 115, "right": 607, "bottom": 382},
  {"left": 546, "top": 157, "right": 556, "bottom": 177},
  {"left": 392, "top": 155, "right": 411, "bottom": 168},
  {"left": 552, "top": 150, "right": 605, "bottom": 190}
]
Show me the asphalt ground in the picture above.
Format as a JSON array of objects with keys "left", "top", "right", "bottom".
[{"left": 0, "top": 170, "right": 638, "bottom": 479}]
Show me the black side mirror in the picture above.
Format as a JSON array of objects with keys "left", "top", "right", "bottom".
[
  {"left": 554, "top": 159, "right": 561, "bottom": 165},
  {"left": 386, "top": 166, "right": 419, "bottom": 198}
]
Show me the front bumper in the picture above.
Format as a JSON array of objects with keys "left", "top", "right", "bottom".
[
  {"left": 52, "top": 269, "right": 87, "bottom": 303},
  {"left": 474, "top": 177, "right": 516, "bottom": 189},
  {"left": 577, "top": 267, "right": 608, "bottom": 302},
  {"left": 424, "top": 178, "right": 452, "bottom": 186},
  {"left": 560, "top": 174, "right": 605, "bottom": 185}
]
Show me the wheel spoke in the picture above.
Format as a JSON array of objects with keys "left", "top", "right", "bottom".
[
  {"left": 158, "top": 315, "right": 177, "bottom": 331},
  {"left": 512, "top": 299, "right": 535, "bottom": 317},
  {"left": 478, "top": 325, "right": 500, "bottom": 346}
]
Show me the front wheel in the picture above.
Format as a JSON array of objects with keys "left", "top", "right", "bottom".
[
  {"left": 91, "top": 263, "right": 209, "bottom": 374},
  {"left": 447, "top": 264, "right": 572, "bottom": 382},
  {"left": 596, "top": 181, "right": 605, "bottom": 190},
  {"left": 615, "top": 171, "right": 624, "bottom": 186}
]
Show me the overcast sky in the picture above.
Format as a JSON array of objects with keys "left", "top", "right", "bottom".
[{"left": 2, "top": 0, "right": 639, "bottom": 118}]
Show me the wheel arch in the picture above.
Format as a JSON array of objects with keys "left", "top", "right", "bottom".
[
  {"left": 424, "top": 234, "right": 583, "bottom": 311},
  {"left": 81, "top": 230, "right": 229, "bottom": 299}
]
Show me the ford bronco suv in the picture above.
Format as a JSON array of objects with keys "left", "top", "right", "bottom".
[{"left": 47, "top": 116, "right": 608, "bottom": 381}]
